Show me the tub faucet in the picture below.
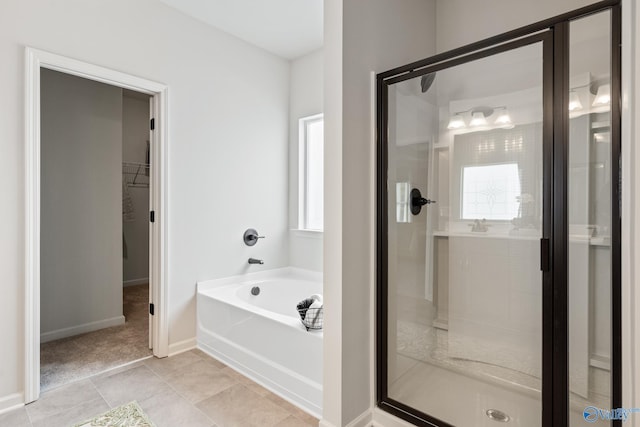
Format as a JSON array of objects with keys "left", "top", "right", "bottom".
[{"left": 248, "top": 258, "right": 264, "bottom": 265}]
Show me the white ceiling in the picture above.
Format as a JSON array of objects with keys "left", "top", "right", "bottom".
[{"left": 158, "top": 0, "right": 323, "bottom": 60}]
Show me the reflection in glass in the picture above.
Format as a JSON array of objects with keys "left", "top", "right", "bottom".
[
  {"left": 461, "top": 163, "right": 521, "bottom": 220},
  {"left": 569, "top": 10, "right": 612, "bottom": 427},
  {"left": 396, "top": 182, "right": 410, "bottom": 223},
  {"left": 386, "top": 43, "right": 543, "bottom": 426}
]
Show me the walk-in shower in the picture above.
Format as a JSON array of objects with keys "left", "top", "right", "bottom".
[{"left": 376, "top": 2, "right": 620, "bottom": 426}]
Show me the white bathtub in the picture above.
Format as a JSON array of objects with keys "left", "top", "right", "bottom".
[{"left": 197, "top": 267, "right": 323, "bottom": 417}]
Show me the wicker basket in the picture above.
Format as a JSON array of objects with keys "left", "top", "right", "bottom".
[{"left": 298, "top": 306, "right": 323, "bottom": 331}]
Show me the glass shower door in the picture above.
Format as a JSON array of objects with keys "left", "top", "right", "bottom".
[
  {"left": 382, "top": 36, "right": 548, "bottom": 427},
  {"left": 568, "top": 9, "right": 616, "bottom": 426}
]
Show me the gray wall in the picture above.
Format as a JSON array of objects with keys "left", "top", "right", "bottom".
[
  {"left": 289, "top": 49, "right": 324, "bottom": 272},
  {"left": 40, "top": 69, "right": 124, "bottom": 339},
  {"left": 1, "top": 0, "right": 289, "bottom": 400},
  {"left": 435, "top": 0, "right": 599, "bottom": 53},
  {"left": 324, "top": 0, "right": 437, "bottom": 424},
  {"left": 340, "top": 1, "right": 437, "bottom": 422},
  {"left": 122, "top": 93, "right": 151, "bottom": 284}
]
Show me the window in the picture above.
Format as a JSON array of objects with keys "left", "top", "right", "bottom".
[
  {"left": 299, "top": 114, "right": 324, "bottom": 231},
  {"left": 461, "top": 163, "right": 521, "bottom": 220},
  {"left": 396, "top": 182, "right": 410, "bottom": 223}
]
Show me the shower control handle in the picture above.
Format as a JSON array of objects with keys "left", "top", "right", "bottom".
[
  {"left": 410, "top": 188, "right": 436, "bottom": 215},
  {"left": 415, "top": 197, "right": 435, "bottom": 206},
  {"left": 243, "top": 228, "right": 265, "bottom": 246}
]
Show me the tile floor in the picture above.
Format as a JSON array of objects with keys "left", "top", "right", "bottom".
[{"left": 1, "top": 349, "right": 318, "bottom": 427}]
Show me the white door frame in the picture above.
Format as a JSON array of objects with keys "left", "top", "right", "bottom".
[{"left": 24, "top": 47, "right": 170, "bottom": 403}]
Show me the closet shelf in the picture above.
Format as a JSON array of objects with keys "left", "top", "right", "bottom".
[{"left": 123, "top": 161, "right": 149, "bottom": 188}]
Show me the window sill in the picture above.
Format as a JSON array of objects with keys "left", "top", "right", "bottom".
[{"left": 290, "top": 229, "right": 324, "bottom": 239}]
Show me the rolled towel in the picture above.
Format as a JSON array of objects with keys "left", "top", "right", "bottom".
[
  {"left": 309, "top": 294, "right": 323, "bottom": 304},
  {"left": 296, "top": 298, "right": 315, "bottom": 320},
  {"left": 309, "top": 299, "right": 322, "bottom": 310}
]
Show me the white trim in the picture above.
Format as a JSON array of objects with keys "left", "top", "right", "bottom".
[
  {"left": 32, "top": 50, "right": 166, "bottom": 94},
  {"left": 123, "top": 278, "right": 149, "bottom": 287},
  {"left": 589, "top": 355, "right": 611, "bottom": 371},
  {"left": 40, "top": 316, "right": 126, "bottom": 343},
  {"left": 24, "top": 47, "right": 170, "bottom": 404},
  {"left": 150, "top": 82, "right": 170, "bottom": 359},
  {"left": 347, "top": 410, "right": 373, "bottom": 427},
  {"left": 298, "top": 113, "right": 325, "bottom": 231},
  {"left": 24, "top": 46, "right": 40, "bottom": 406},
  {"left": 320, "top": 410, "right": 373, "bottom": 427},
  {"left": 289, "top": 229, "right": 324, "bottom": 239},
  {"left": 168, "top": 337, "right": 197, "bottom": 356},
  {"left": 0, "top": 393, "right": 25, "bottom": 415}
]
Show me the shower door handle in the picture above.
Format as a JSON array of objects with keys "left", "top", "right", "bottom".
[
  {"left": 540, "top": 238, "right": 550, "bottom": 272},
  {"left": 410, "top": 188, "right": 436, "bottom": 215}
]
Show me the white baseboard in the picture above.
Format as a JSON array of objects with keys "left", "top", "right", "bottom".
[
  {"left": 123, "top": 278, "right": 149, "bottom": 287},
  {"left": 590, "top": 354, "right": 611, "bottom": 370},
  {"left": 168, "top": 337, "right": 196, "bottom": 356},
  {"left": 0, "top": 393, "right": 24, "bottom": 415},
  {"left": 348, "top": 410, "right": 373, "bottom": 427},
  {"left": 41, "top": 315, "right": 126, "bottom": 343},
  {"left": 320, "top": 410, "right": 373, "bottom": 427}
]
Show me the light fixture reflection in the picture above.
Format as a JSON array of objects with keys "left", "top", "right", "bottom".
[
  {"left": 569, "top": 91, "right": 583, "bottom": 111},
  {"left": 447, "top": 114, "right": 466, "bottom": 130},
  {"left": 469, "top": 111, "right": 487, "bottom": 127},
  {"left": 494, "top": 107, "right": 514, "bottom": 129},
  {"left": 592, "top": 83, "right": 611, "bottom": 106}
]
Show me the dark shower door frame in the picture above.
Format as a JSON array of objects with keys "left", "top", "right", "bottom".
[{"left": 375, "top": 2, "right": 622, "bottom": 427}]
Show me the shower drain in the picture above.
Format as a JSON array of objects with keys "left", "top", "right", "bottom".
[{"left": 485, "top": 409, "right": 510, "bottom": 422}]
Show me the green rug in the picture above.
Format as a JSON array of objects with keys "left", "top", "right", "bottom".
[{"left": 73, "top": 401, "right": 156, "bottom": 427}]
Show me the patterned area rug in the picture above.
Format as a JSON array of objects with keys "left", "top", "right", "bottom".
[{"left": 73, "top": 401, "right": 155, "bottom": 427}]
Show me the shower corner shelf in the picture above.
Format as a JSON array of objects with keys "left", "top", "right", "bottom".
[{"left": 591, "top": 120, "right": 610, "bottom": 129}]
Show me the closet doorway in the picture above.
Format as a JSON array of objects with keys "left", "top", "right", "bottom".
[
  {"left": 39, "top": 70, "right": 152, "bottom": 392},
  {"left": 25, "top": 48, "right": 169, "bottom": 403}
]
